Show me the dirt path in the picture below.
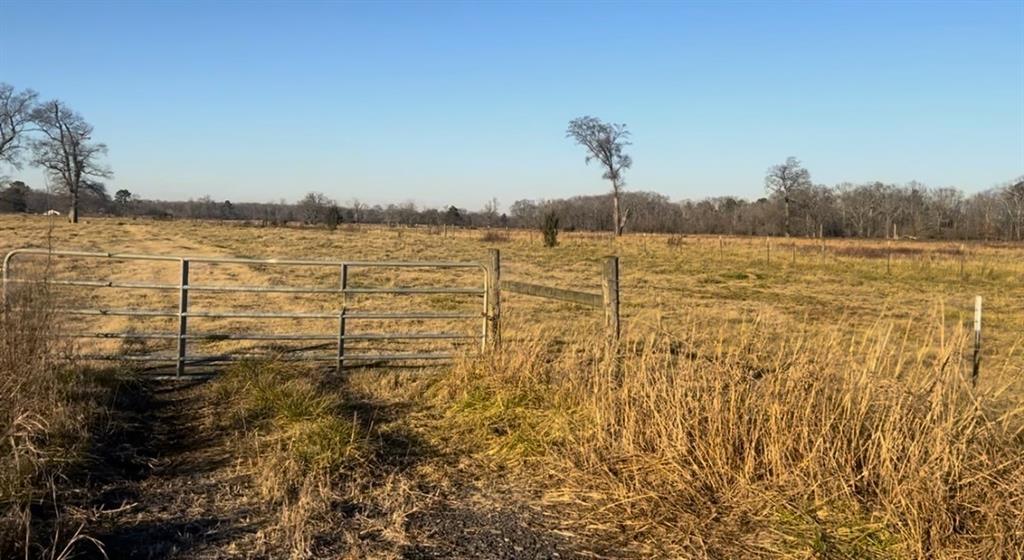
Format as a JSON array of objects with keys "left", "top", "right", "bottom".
[
  {"left": 335, "top": 379, "right": 604, "bottom": 560},
  {"left": 60, "top": 374, "right": 614, "bottom": 559},
  {"left": 70, "top": 379, "right": 270, "bottom": 559}
]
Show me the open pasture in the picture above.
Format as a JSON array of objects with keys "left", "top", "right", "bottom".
[
  {"left": 2, "top": 214, "right": 1022, "bottom": 386},
  {"left": 3, "top": 215, "right": 1023, "bottom": 558}
]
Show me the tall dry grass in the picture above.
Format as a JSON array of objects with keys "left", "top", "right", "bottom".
[
  {"left": 0, "top": 284, "right": 110, "bottom": 558},
  {"left": 438, "top": 314, "right": 1024, "bottom": 558}
]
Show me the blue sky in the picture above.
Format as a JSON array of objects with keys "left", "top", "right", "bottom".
[{"left": 1, "top": 1, "right": 1021, "bottom": 210}]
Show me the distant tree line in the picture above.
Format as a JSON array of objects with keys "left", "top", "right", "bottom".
[
  {"left": 3, "top": 178, "right": 1021, "bottom": 241},
  {"left": 508, "top": 179, "right": 1024, "bottom": 241}
]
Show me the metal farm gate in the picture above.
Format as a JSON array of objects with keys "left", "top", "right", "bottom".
[{"left": 2, "top": 249, "right": 493, "bottom": 376}]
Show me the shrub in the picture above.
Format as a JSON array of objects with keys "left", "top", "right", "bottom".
[
  {"left": 541, "top": 211, "right": 559, "bottom": 247},
  {"left": 480, "top": 230, "right": 509, "bottom": 243}
]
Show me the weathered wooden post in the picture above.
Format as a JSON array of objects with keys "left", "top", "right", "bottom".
[
  {"left": 972, "top": 295, "right": 982, "bottom": 386},
  {"left": 176, "top": 258, "right": 189, "bottom": 377},
  {"left": 487, "top": 249, "right": 501, "bottom": 350},
  {"left": 791, "top": 243, "right": 796, "bottom": 265},
  {"left": 766, "top": 236, "right": 771, "bottom": 266},
  {"left": 959, "top": 244, "right": 966, "bottom": 280},
  {"left": 602, "top": 256, "right": 620, "bottom": 342},
  {"left": 718, "top": 236, "right": 724, "bottom": 260},
  {"left": 887, "top": 241, "right": 893, "bottom": 275}
]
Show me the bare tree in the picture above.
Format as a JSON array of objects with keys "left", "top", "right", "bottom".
[
  {"left": 566, "top": 116, "right": 633, "bottom": 236},
  {"left": 298, "top": 191, "right": 334, "bottom": 225},
  {"left": 349, "top": 198, "right": 366, "bottom": 223},
  {"left": 481, "top": 197, "right": 499, "bottom": 227},
  {"left": 0, "top": 84, "right": 38, "bottom": 169},
  {"left": 765, "top": 157, "right": 811, "bottom": 237},
  {"left": 30, "top": 100, "right": 111, "bottom": 223},
  {"left": 1003, "top": 177, "right": 1024, "bottom": 241}
]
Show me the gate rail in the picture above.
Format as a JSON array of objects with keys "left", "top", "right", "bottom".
[{"left": 2, "top": 249, "right": 492, "bottom": 376}]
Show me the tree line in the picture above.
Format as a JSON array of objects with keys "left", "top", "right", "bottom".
[{"left": 3, "top": 178, "right": 1021, "bottom": 241}]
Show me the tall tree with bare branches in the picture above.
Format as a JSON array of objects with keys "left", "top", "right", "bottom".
[
  {"left": 765, "top": 157, "right": 811, "bottom": 237},
  {"left": 0, "top": 83, "right": 38, "bottom": 169},
  {"left": 30, "top": 100, "right": 112, "bottom": 223},
  {"left": 566, "top": 116, "right": 633, "bottom": 236}
]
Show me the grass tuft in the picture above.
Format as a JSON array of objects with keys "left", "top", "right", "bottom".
[{"left": 211, "top": 359, "right": 364, "bottom": 558}]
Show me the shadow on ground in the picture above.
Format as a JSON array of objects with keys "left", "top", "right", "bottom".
[{"left": 61, "top": 375, "right": 266, "bottom": 559}]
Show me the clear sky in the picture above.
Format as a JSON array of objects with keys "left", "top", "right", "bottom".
[{"left": 1, "top": 0, "right": 1022, "bottom": 210}]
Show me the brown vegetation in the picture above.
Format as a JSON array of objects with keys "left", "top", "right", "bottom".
[
  {"left": 437, "top": 314, "right": 1024, "bottom": 557},
  {"left": 0, "top": 284, "right": 118, "bottom": 558},
  {"left": 1, "top": 216, "right": 1022, "bottom": 557}
]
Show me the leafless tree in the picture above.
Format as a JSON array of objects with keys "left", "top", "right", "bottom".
[
  {"left": 30, "top": 100, "right": 111, "bottom": 223},
  {"left": 0, "top": 84, "right": 38, "bottom": 169},
  {"left": 481, "top": 197, "right": 500, "bottom": 227},
  {"left": 349, "top": 198, "right": 366, "bottom": 223},
  {"left": 1003, "top": 177, "right": 1024, "bottom": 241},
  {"left": 299, "top": 191, "right": 334, "bottom": 224},
  {"left": 764, "top": 157, "right": 811, "bottom": 237},
  {"left": 566, "top": 116, "right": 633, "bottom": 236}
]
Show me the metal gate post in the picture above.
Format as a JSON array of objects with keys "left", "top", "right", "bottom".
[
  {"left": 338, "top": 264, "right": 349, "bottom": 373},
  {"left": 337, "top": 307, "right": 347, "bottom": 373},
  {"left": 486, "top": 249, "right": 501, "bottom": 350},
  {"left": 177, "top": 259, "right": 189, "bottom": 376},
  {"left": 1, "top": 252, "right": 10, "bottom": 317}
]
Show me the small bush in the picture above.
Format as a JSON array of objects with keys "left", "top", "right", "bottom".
[
  {"left": 480, "top": 230, "right": 509, "bottom": 243},
  {"left": 541, "top": 211, "right": 559, "bottom": 247},
  {"left": 324, "top": 206, "right": 341, "bottom": 231}
]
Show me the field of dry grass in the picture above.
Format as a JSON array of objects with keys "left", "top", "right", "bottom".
[{"left": 1, "top": 214, "right": 1022, "bottom": 558}]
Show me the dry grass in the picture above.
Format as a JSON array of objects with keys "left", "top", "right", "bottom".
[
  {"left": 2, "top": 215, "right": 1023, "bottom": 557},
  {"left": 209, "top": 359, "right": 366, "bottom": 558},
  {"left": 0, "top": 283, "right": 116, "bottom": 558},
  {"left": 437, "top": 312, "right": 1024, "bottom": 558}
]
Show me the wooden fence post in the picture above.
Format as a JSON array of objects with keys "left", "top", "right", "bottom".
[
  {"left": 766, "top": 236, "right": 771, "bottom": 265},
  {"left": 972, "top": 295, "right": 982, "bottom": 386},
  {"left": 176, "top": 258, "right": 189, "bottom": 377},
  {"left": 602, "top": 256, "right": 620, "bottom": 342},
  {"left": 959, "top": 244, "right": 966, "bottom": 280},
  {"left": 487, "top": 249, "right": 501, "bottom": 350},
  {"left": 719, "top": 236, "right": 724, "bottom": 260},
  {"left": 887, "top": 240, "right": 893, "bottom": 275}
]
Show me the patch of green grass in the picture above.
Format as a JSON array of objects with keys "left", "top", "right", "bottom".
[
  {"left": 771, "top": 502, "right": 901, "bottom": 559},
  {"left": 212, "top": 358, "right": 364, "bottom": 470},
  {"left": 445, "top": 374, "right": 572, "bottom": 460}
]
